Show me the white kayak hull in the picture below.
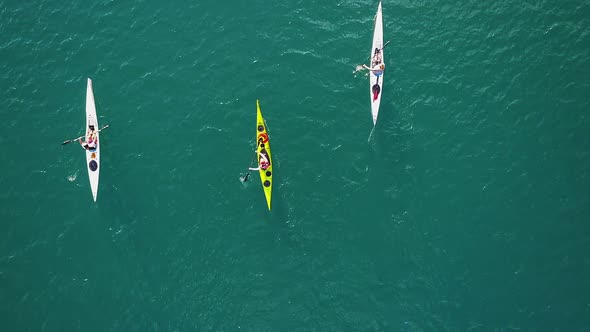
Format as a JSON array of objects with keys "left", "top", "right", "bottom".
[
  {"left": 85, "top": 78, "right": 100, "bottom": 201},
  {"left": 369, "top": 1, "right": 384, "bottom": 125}
]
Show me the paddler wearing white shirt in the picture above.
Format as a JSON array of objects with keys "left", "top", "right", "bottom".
[{"left": 79, "top": 125, "right": 97, "bottom": 150}]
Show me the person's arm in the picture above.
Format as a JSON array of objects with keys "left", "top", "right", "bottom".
[
  {"left": 248, "top": 167, "right": 260, "bottom": 171},
  {"left": 367, "top": 66, "right": 383, "bottom": 73},
  {"left": 362, "top": 64, "right": 371, "bottom": 70}
]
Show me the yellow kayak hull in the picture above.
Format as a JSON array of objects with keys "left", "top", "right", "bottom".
[{"left": 256, "top": 100, "right": 273, "bottom": 210}]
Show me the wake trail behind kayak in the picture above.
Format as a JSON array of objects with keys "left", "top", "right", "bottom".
[{"left": 367, "top": 126, "right": 375, "bottom": 142}]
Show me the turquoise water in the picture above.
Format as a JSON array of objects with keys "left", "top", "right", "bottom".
[{"left": 2, "top": 0, "right": 590, "bottom": 330}]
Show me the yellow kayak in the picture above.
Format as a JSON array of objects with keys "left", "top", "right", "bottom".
[{"left": 255, "top": 100, "right": 273, "bottom": 210}]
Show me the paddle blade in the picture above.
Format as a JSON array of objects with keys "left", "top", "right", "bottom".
[
  {"left": 61, "top": 140, "right": 72, "bottom": 145},
  {"left": 240, "top": 173, "right": 250, "bottom": 182}
]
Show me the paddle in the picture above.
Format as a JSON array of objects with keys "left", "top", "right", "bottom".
[
  {"left": 240, "top": 151, "right": 258, "bottom": 182},
  {"left": 61, "top": 124, "right": 110, "bottom": 145},
  {"left": 354, "top": 40, "right": 391, "bottom": 73}
]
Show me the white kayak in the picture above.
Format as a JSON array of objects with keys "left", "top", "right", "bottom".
[
  {"left": 369, "top": 1, "right": 384, "bottom": 125},
  {"left": 85, "top": 78, "right": 100, "bottom": 201}
]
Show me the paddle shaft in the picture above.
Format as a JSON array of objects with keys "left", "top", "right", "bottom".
[
  {"left": 241, "top": 150, "right": 258, "bottom": 182},
  {"left": 62, "top": 124, "right": 109, "bottom": 145}
]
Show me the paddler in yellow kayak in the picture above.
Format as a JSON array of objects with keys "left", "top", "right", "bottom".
[
  {"left": 249, "top": 143, "right": 270, "bottom": 171},
  {"left": 240, "top": 141, "right": 270, "bottom": 182}
]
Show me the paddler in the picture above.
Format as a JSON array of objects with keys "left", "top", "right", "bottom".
[
  {"left": 249, "top": 145, "right": 270, "bottom": 171},
  {"left": 79, "top": 125, "right": 97, "bottom": 150},
  {"left": 356, "top": 48, "right": 385, "bottom": 76},
  {"left": 371, "top": 48, "right": 383, "bottom": 66}
]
